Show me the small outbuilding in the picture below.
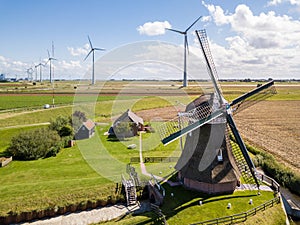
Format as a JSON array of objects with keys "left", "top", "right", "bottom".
[
  {"left": 109, "top": 109, "right": 144, "bottom": 138},
  {"left": 75, "top": 119, "right": 95, "bottom": 140}
]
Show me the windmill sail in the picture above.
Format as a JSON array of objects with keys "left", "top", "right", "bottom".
[
  {"left": 158, "top": 95, "right": 224, "bottom": 145},
  {"left": 196, "top": 29, "right": 261, "bottom": 189},
  {"left": 196, "top": 30, "right": 223, "bottom": 104},
  {"left": 230, "top": 80, "right": 276, "bottom": 114},
  {"left": 158, "top": 29, "right": 276, "bottom": 193}
]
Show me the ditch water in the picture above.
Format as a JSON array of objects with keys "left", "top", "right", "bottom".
[{"left": 280, "top": 187, "right": 300, "bottom": 224}]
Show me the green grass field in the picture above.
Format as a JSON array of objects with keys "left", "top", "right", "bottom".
[
  {"left": 0, "top": 80, "right": 298, "bottom": 222},
  {"left": 98, "top": 188, "right": 285, "bottom": 225}
]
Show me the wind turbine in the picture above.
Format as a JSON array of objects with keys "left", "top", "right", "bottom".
[
  {"left": 84, "top": 35, "right": 105, "bottom": 85},
  {"left": 26, "top": 67, "right": 34, "bottom": 81},
  {"left": 166, "top": 16, "right": 202, "bottom": 87},
  {"left": 45, "top": 41, "right": 57, "bottom": 83},
  {"left": 35, "top": 60, "right": 45, "bottom": 83}
]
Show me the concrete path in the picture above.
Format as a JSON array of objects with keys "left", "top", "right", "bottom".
[
  {"left": 19, "top": 204, "right": 140, "bottom": 225},
  {"left": 236, "top": 183, "right": 273, "bottom": 192}
]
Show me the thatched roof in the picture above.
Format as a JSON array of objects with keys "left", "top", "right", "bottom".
[{"left": 113, "top": 109, "right": 143, "bottom": 125}]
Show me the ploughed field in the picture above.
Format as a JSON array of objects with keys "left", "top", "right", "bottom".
[{"left": 235, "top": 100, "right": 300, "bottom": 174}]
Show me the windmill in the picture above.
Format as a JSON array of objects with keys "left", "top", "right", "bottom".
[
  {"left": 84, "top": 35, "right": 105, "bottom": 85},
  {"left": 166, "top": 16, "right": 202, "bottom": 87},
  {"left": 45, "top": 41, "right": 57, "bottom": 83},
  {"left": 158, "top": 29, "right": 276, "bottom": 194}
]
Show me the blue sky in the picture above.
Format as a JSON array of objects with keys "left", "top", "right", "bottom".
[{"left": 0, "top": 0, "right": 300, "bottom": 80}]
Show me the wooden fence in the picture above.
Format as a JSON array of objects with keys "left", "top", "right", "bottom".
[
  {"left": 151, "top": 203, "right": 167, "bottom": 225},
  {"left": 191, "top": 196, "right": 280, "bottom": 225},
  {"left": 256, "top": 171, "right": 280, "bottom": 192},
  {"left": 130, "top": 157, "right": 179, "bottom": 163}
]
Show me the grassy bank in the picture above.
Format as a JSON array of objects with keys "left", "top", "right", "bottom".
[
  {"left": 0, "top": 142, "right": 119, "bottom": 216},
  {"left": 98, "top": 188, "right": 281, "bottom": 224},
  {"left": 247, "top": 143, "right": 300, "bottom": 196}
]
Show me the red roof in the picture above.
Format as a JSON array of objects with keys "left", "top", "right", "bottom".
[{"left": 83, "top": 119, "right": 95, "bottom": 130}]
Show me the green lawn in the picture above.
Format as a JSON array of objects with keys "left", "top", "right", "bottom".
[
  {"left": 98, "top": 188, "right": 281, "bottom": 225},
  {"left": 0, "top": 143, "right": 117, "bottom": 216}
]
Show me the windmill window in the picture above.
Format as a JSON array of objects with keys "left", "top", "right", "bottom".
[{"left": 217, "top": 148, "right": 223, "bottom": 162}]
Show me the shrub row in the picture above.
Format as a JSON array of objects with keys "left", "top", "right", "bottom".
[{"left": 247, "top": 143, "right": 300, "bottom": 196}]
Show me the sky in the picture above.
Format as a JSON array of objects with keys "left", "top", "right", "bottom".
[{"left": 0, "top": 0, "right": 300, "bottom": 80}]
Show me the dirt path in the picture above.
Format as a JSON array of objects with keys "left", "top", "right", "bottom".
[
  {"left": 19, "top": 204, "right": 140, "bottom": 225},
  {"left": 0, "top": 122, "right": 50, "bottom": 130}
]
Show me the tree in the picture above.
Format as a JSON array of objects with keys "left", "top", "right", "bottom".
[
  {"left": 58, "top": 124, "right": 73, "bottom": 137},
  {"left": 114, "top": 122, "right": 132, "bottom": 140},
  {"left": 49, "top": 115, "right": 70, "bottom": 135},
  {"left": 72, "top": 111, "right": 87, "bottom": 132},
  {"left": 7, "top": 128, "right": 62, "bottom": 160}
]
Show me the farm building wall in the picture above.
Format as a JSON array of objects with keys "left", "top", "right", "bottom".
[{"left": 75, "top": 126, "right": 95, "bottom": 140}]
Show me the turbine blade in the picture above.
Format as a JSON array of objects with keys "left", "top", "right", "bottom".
[
  {"left": 94, "top": 47, "right": 105, "bottom": 51},
  {"left": 52, "top": 41, "right": 54, "bottom": 57},
  {"left": 84, "top": 49, "right": 93, "bottom": 61},
  {"left": 166, "top": 28, "right": 185, "bottom": 35},
  {"left": 185, "top": 16, "right": 202, "bottom": 32},
  {"left": 47, "top": 50, "right": 50, "bottom": 58},
  {"left": 87, "top": 35, "right": 93, "bottom": 49}
]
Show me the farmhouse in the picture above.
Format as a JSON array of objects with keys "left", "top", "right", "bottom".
[
  {"left": 109, "top": 109, "right": 144, "bottom": 138},
  {"left": 75, "top": 119, "right": 95, "bottom": 140}
]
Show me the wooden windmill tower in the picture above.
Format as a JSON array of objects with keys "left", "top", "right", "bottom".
[{"left": 158, "top": 30, "right": 276, "bottom": 194}]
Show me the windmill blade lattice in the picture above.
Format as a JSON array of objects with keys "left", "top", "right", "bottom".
[
  {"left": 196, "top": 30, "right": 223, "bottom": 99},
  {"left": 230, "top": 80, "right": 277, "bottom": 114},
  {"left": 158, "top": 97, "right": 224, "bottom": 145},
  {"left": 226, "top": 125, "right": 257, "bottom": 186}
]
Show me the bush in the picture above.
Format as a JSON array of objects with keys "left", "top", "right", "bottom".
[{"left": 7, "top": 128, "right": 62, "bottom": 160}]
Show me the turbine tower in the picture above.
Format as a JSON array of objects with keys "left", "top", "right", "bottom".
[
  {"left": 45, "top": 41, "right": 57, "bottom": 83},
  {"left": 167, "top": 16, "right": 202, "bottom": 87},
  {"left": 84, "top": 35, "right": 105, "bottom": 85}
]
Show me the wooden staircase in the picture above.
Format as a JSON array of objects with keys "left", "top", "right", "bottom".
[{"left": 122, "top": 175, "right": 137, "bottom": 206}]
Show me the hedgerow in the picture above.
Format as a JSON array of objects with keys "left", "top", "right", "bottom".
[
  {"left": 247, "top": 143, "right": 300, "bottom": 196},
  {"left": 7, "top": 127, "right": 62, "bottom": 160}
]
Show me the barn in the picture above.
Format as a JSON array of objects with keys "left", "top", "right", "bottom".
[
  {"left": 75, "top": 119, "right": 95, "bottom": 140},
  {"left": 109, "top": 109, "right": 144, "bottom": 138}
]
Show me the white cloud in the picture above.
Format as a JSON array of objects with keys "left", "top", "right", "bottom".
[
  {"left": 202, "top": 1, "right": 230, "bottom": 26},
  {"left": 200, "top": 2, "right": 300, "bottom": 79},
  {"left": 59, "top": 60, "right": 82, "bottom": 69},
  {"left": 67, "top": 43, "right": 90, "bottom": 56},
  {"left": 268, "top": 0, "right": 300, "bottom": 5},
  {"left": 0, "top": 55, "right": 31, "bottom": 76},
  {"left": 137, "top": 21, "right": 171, "bottom": 36}
]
